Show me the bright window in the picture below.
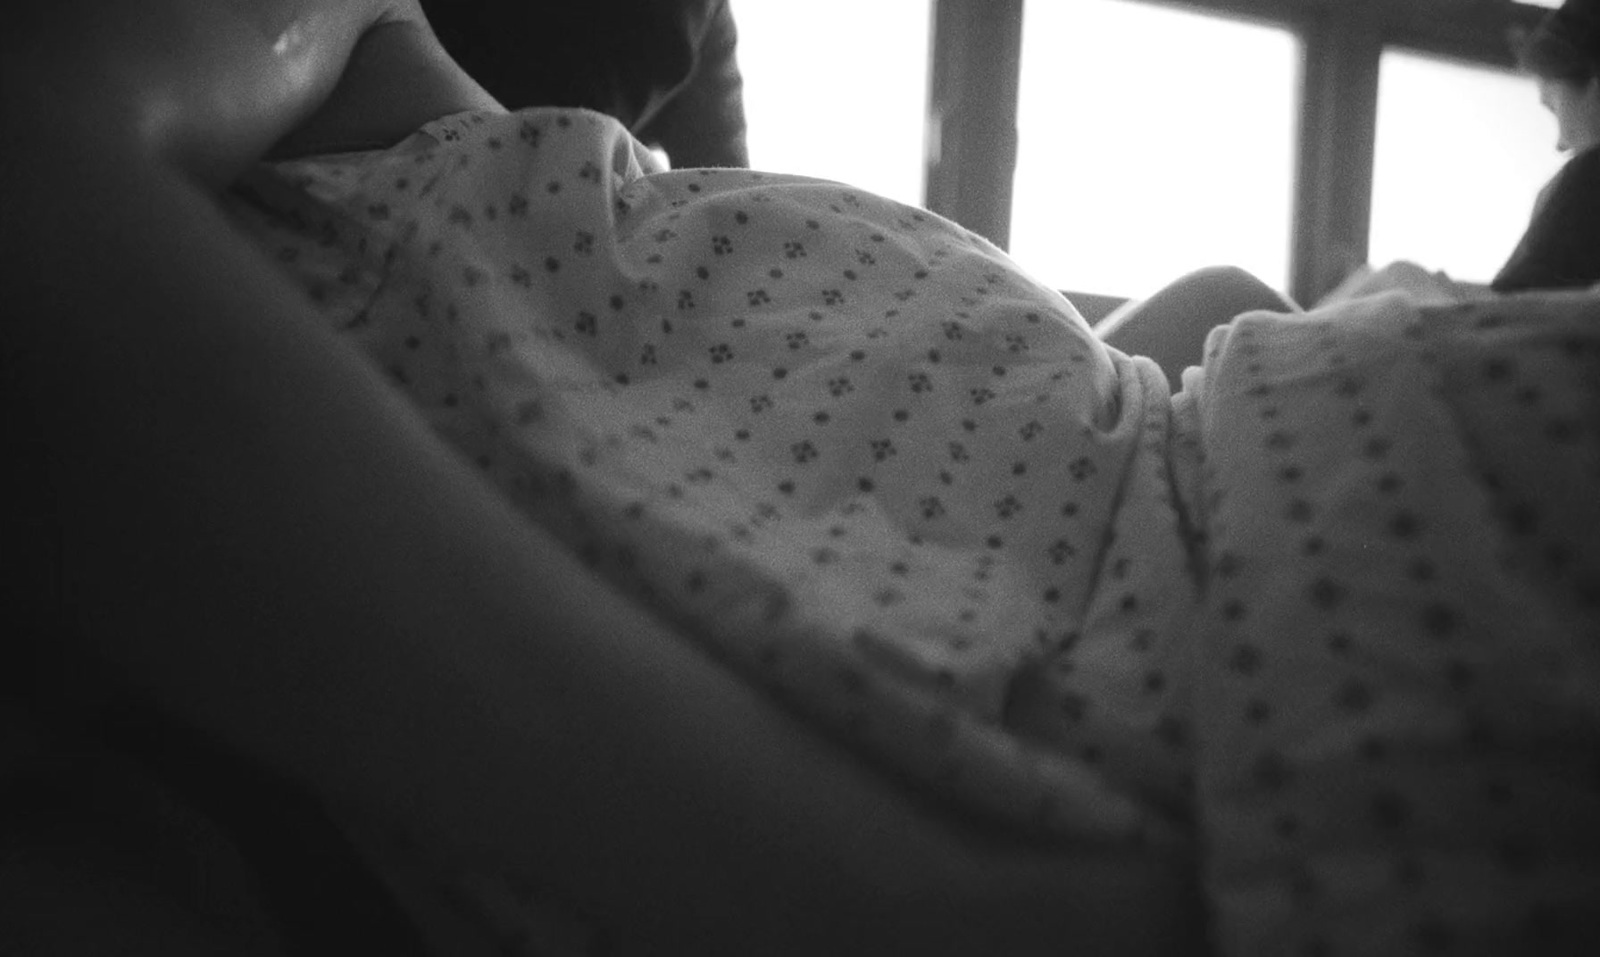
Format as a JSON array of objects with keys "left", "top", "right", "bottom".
[
  {"left": 1368, "top": 50, "right": 1567, "bottom": 284},
  {"left": 728, "top": 0, "right": 932, "bottom": 207},
  {"left": 1009, "top": 0, "right": 1299, "bottom": 299}
]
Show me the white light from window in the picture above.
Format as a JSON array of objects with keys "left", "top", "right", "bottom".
[
  {"left": 1369, "top": 50, "right": 1567, "bottom": 284},
  {"left": 1010, "top": 0, "right": 1299, "bottom": 300},
  {"left": 728, "top": 0, "right": 932, "bottom": 207}
]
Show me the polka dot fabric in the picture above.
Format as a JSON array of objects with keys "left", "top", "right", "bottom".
[
  {"left": 220, "top": 108, "right": 1600, "bottom": 953},
  {"left": 223, "top": 108, "right": 1188, "bottom": 846},
  {"left": 1191, "top": 293, "right": 1600, "bottom": 955}
]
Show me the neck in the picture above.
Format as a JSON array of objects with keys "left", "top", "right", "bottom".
[{"left": 266, "top": 17, "right": 505, "bottom": 163}]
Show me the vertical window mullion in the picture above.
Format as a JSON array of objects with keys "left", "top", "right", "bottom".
[
  {"left": 1291, "top": 14, "right": 1382, "bottom": 304},
  {"left": 925, "top": 0, "right": 1024, "bottom": 247}
]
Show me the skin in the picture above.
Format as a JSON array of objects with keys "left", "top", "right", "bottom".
[
  {"left": 1, "top": 3, "right": 1208, "bottom": 954},
  {"left": 1537, "top": 73, "right": 1600, "bottom": 153}
]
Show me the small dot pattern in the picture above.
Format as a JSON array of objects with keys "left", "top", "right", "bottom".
[
  {"left": 224, "top": 107, "right": 1184, "bottom": 845},
  {"left": 1192, "top": 293, "right": 1600, "bottom": 955},
  {"left": 221, "top": 108, "right": 1600, "bottom": 955}
]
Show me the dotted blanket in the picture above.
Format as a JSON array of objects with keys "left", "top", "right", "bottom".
[{"left": 224, "top": 108, "right": 1600, "bottom": 955}]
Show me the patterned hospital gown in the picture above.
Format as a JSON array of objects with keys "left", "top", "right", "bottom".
[{"left": 222, "top": 107, "right": 1600, "bottom": 955}]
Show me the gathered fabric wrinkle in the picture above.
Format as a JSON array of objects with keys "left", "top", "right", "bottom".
[
  {"left": 221, "top": 107, "right": 1600, "bottom": 956},
  {"left": 222, "top": 107, "right": 1186, "bottom": 848}
]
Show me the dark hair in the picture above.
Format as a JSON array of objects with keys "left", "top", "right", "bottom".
[{"left": 1514, "top": 0, "right": 1600, "bottom": 82}]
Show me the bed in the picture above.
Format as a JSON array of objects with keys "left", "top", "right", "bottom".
[{"left": 2, "top": 3, "right": 1597, "bottom": 956}]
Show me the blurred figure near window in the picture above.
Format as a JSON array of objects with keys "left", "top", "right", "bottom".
[{"left": 1493, "top": 0, "right": 1600, "bottom": 291}]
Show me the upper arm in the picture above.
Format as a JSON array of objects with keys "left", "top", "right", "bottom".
[
  {"left": 1493, "top": 152, "right": 1600, "bottom": 293},
  {"left": 634, "top": 0, "right": 750, "bottom": 168},
  {"left": 2, "top": 0, "right": 405, "bottom": 184}
]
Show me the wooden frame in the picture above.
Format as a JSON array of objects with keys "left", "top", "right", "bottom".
[{"left": 921, "top": 0, "right": 1555, "bottom": 308}]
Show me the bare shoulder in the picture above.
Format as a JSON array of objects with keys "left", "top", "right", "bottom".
[{"left": 1, "top": 0, "right": 489, "bottom": 185}]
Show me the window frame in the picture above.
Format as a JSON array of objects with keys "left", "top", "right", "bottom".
[{"left": 920, "top": 0, "right": 1554, "bottom": 312}]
